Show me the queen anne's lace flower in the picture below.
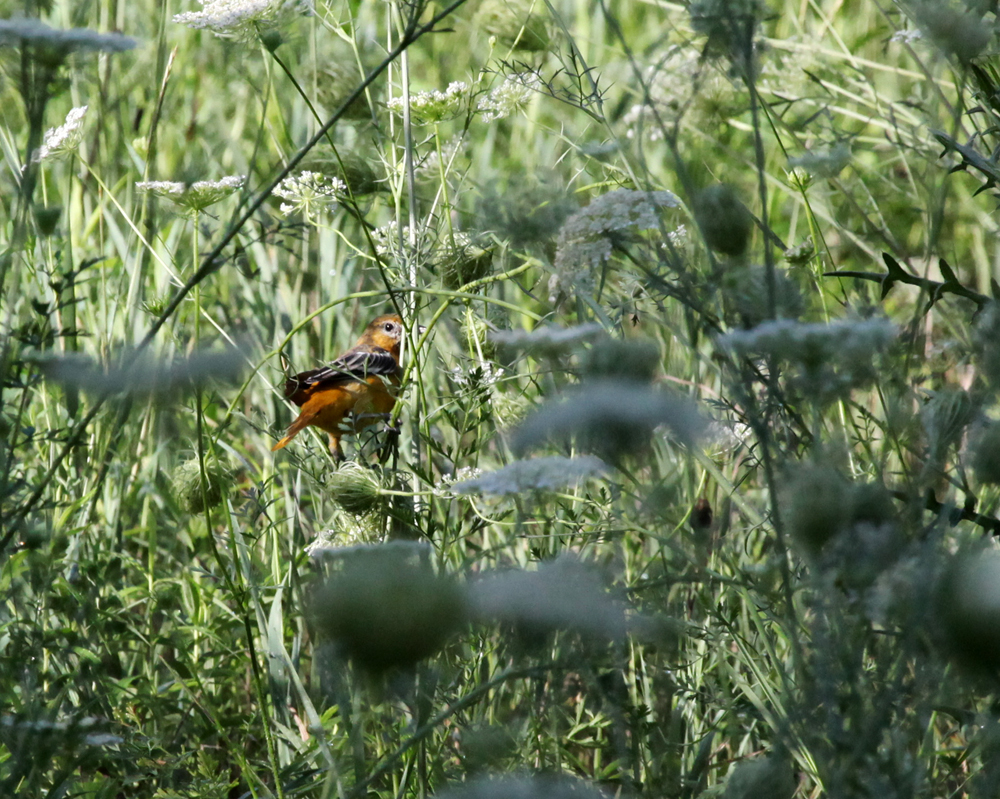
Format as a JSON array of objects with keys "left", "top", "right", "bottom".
[
  {"left": 135, "top": 175, "right": 246, "bottom": 213},
  {"left": 174, "top": 0, "right": 313, "bottom": 41},
  {"left": 467, "top": 557, "right": 627, "bottom": 640},
  {"left": 386, "top": 82, "right": 470, "bottom": 124},
  {"left": 891, "top": 29, "right": 922, "bottom": 44},
  {"left": 477, "top": 73, "right": 540, "bottom": 122},
  {"left": 0, "top": 18, "right": 136, "bottom": 53},
  {"left": 272, "top": 171, "right": 345, "bottom": 222},
  {"left": 452, "top": 455, "right": 608, "bottom": 496},
  {"left": 718, "top": 317, "right": 897, "bottom": 398},
  {"left": 553, "top": 189, "right": 680, "bottom": 290},
  {"left": 32, "top": 106, "right": 87, "bottom": 163},
  {"left": 491, "top": 323, "right": 605, "bottom": 356}
]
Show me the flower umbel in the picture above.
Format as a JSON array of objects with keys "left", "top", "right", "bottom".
[
  {"left": 0, "top": 18, "right": 136, "bottom": 55},
  {"left": 386, "top": 81, "right": 470, "bottom": 124},
  {"left": 554, "top": 189, "right": 680, "bottom": 290},
  {"left": 718, "top": 317, "right": 896, "bottom": 399},
  {"left": 512, "top": 379, "right": 705, "bottom": 460},
  {"left": 452, "top": 455, "right": 609, "bottom": 496},
  {"left": 477, "top": 73, "right": 540, "bottom": 122},
  {"left": 174, "top": 0, "right": 314, "bottom": 42},
  {"left": 135, "top": 175, "right": 246, "bottom": 213},
  {"left": 32, "top": 106, "right": 88, "bottom": 163},
  {"left": 273, "top": 170, "right": 345, "bottom": 222}
]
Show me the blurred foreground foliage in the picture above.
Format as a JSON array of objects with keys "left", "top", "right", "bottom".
[{"left": 5, "top": 0, "right": 1000, "bottom": 797}]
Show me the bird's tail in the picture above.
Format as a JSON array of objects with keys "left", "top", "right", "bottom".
[{"left": 271, "top": 410, "right": 317, "bottom": 451}]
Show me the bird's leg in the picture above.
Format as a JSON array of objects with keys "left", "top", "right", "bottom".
[
  {"left": 327, "top": 433, "right": 345, "bottom": 462},
  {"left": 377, "top": 416, "right": 400, "bottom": 466}
]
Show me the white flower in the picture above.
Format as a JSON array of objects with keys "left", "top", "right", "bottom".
[
  {"left": 135, "top": 175, "right": 245, "bottom": 213},
  {"left": 32, "top": 106, "right": 88, "bottom": 163},
  {"left": 174, "top": 0, "right": 313, "bottom": 41},
  {"left": 450, "top": 363, "right": 503, "bottom": 389},
  {"left": 452, "top": 455, "right": 609, "bottom": 496},
  {"left": 467, "top": 556, "right": 627, "bottom": 641},
  {"left": 667, "top": 223, "right": 688, "bottom": 247},
  {"left": 0, "top": 18, "right": 136, "bottom": 53},
  {"left": 718, "top": 317, "right": 896, "bottom": 362},
  {"left": 416, "top": 136, "right": 466, "bottom": 180},
  {"left": 554, "top": 189, "right": 681, "bottom": 282},
  {"left": 386, "top": 81, "right": 470, "bottom": 124},
  {"left": 718, "top": 317, "right": 897, "bottom": 397},
  {"left": 491, "top": 323, "right": 605, "bottom": 355},
  {"left": 891, "top": 28, "right": 923, "bottom": 44},
  {"left": 272, "top": 170, "right": 345, "bottom": 221},
  {"left": 370, "top": 219, "right": 433, "bottom": 263},
  {"left": 512, "top": 379, "right": 706, "bottom": 458},
  {"left": 477, "top": 73, "right": 540, "bottom": 122}
]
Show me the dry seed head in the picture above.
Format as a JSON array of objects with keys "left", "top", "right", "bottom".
[
  {"left": 781, "top": 461, "right": 851, "bottom": 558},
  {"left": 972, "top": 420, "right": 1000, "bottom": 485},
  {"left": 172, "top": 456, "right": 233, "bottom": 514},
  {"left": 922, "top": 388, "right": 975, "bottom": 460},
  {"left": 938, "top": 547, "right": 1000, "bottom": 674},
  {"left": 327, "top": 462, "right": 385, "bottom": 515},
  {"left": 723, "top": 755, "right": 796, "bottom": 799},
  {"left": 475, "top": 0, "right": 552, "bottom": 52},
  {"left": 490, "top": 389, "right": 532, "bottom": 430},
  {"left": 439, "top": 236, "right": 494, "bottom": 289},
  {"left": 317, "top": 59, "right": 373, "bottom": 120},
  {"left": 910, "top": 2, "right": 990, "bottom": 63},
  {"left": 312, "top": 546, "right": 466, "bottom": 672},
  {"left": 694, "top": 184, "right": 753, "bottom": 257},
  {"left": 33, "top": 205, "right": 62, "bottom": 237},
  {"left": 580, "top": 338, "right": 659, "bottom": 383},
  {"left": 722, "top": 265, "right": 803, "bottom": 327}
]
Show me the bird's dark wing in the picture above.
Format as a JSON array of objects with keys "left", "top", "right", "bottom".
[{"left": 283, "top": 345, "right": 399, "bottom": 404}]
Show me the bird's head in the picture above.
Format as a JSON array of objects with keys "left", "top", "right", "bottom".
[{"left": 365, "top": 314, "right": 405, "bottom": 353}]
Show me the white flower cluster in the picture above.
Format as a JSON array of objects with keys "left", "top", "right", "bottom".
[
  {"left": 467, "top": 556, "right": 626, "bottom": 640},
  {"left": 416, "top": 136, "right": 466, "bottom": 180},
  {"left": 452, "top": 455, "right": 609, "bottom": 496},
  {"left": 554, "top": 189, "right": 680, "bottom": 279},
  {"left": 0, "top": 18, "right": 136, "bottom": 53},
  {"left": 273, "top": 170, "right": 345, "bottom": 221},
  {"left": 371, "top": 219, "right": 431, "bottom": 264},
  {"left": 891, "top": 28, "right": 923, "bottom": 44},
  {"left": 386, "top": 81, "right": 470, "bottom": 123},
  {"left": 718, "top": 317, "right": 897, "bottom": 398},
  {"left": 511, "top": 379, "right": 706, "bottom": 456},
  {"left": 491, "top": 323, "right": 605, "bottom": 356},
  {"left": 174, "top": 0, "right": 313, "bottom": 41},
  {"left": 135, "top": 175, "right": 246, "bottom": 213},
  {"left": 32, "top": 106, "right": 87, "bottom": 164},
  {"left": 477, "top": 73, "right": 540, "bottom": 122},
  {"left": 450, "top": 363, "right": 504, "bottom": 389}
]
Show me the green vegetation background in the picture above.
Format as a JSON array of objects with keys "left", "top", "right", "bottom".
[{"left": 5, "top": 0, "right": 1000, "bottom": 796}]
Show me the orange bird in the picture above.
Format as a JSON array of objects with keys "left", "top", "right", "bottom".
[{"left": 272, "top": 314, "right": 405, "bottom": 460}]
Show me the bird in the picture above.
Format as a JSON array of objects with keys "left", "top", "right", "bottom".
[{"left": 272, "top": 313, "right": 405, "bottom": 460}]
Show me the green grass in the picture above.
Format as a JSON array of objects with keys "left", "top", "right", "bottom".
[{"left": 4, "top": 0, "right": 1000, "bottom": 796}]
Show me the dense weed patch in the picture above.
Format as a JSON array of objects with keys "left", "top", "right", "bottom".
[{"left": 4, "top": 0, "right": 1000, "bottom": 796}]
